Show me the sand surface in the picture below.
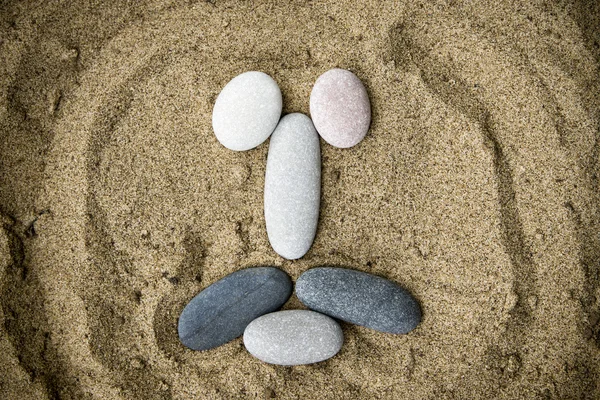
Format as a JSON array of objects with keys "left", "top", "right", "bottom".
[{"left": 1, "top": 0, "right": 600, "bottom": 398}]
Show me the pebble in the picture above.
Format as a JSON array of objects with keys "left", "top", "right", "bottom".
[
  {"left": 212, "top": 71, "right": 282, "bottom": 151},
  {"left": 296, "top": 267, "right": 421, "bottom": 334},
  {"left": 243, "top": 310, "right": 343, "bottom": 366},
  {"left": 264, "top": 113, "right": 321, "bottom": 260},
  {"left": 178, "top": 267, "right": 292, "bottom": 351},
  {"left": 309, "top": 68, "right": 371, "bottom": 148}
]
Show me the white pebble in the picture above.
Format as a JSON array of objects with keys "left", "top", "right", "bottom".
[
  {"left": 264, "top": 113, "right": 321, "bottom": 260},
  {"left": 212, "top": 71, "right": 282, "bottom": 151}
]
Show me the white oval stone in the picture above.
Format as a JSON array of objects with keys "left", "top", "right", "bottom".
[
  {"left": 264, "top": 113, "right": 321, "bottom": 260},
  {"left": 309, "top": 68, "right": 371, "bottom": 148},
  {"left": 243, "top": 310, "right": 343, "bottom": 366},
  {"left": 212, "top": 71, "right": 282, "bottom": 151}
]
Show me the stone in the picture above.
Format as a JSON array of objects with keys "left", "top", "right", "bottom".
[
  {"left": 264, "top": 113, "right": 321, "bottom": 260},
  {"left": 309, "top": 68, "right": 371, "bottom": 148},
  {"left": 178, "top": 267, "right": 292, "bottom": 351},
  {"left": 296, "top": 267, "right": 421, "bottom": 334},
  {"left": 212, "top": 71, "right": 282, "bottom": 151},
  {"left": 243, "top": 310, "right": 343, "bottom": 366}
]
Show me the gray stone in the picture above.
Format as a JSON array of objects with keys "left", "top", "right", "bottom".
[
  {"left": 178, "top": 267, "right": 292, "bottom": 351},
  {"left": 296, "top": 267, "right": 421, "bottom": 334},
  {"left": 309, "top": 68, "right": 371, "bottom": 148},
  {"left": 243, "top": 310, "right": 343, "bottom": 366},
  {"left": 264, "top": 113, "right": 321, "bottom": 260},
  {"left": 212, "top": 71, "right": 282, "bottom": 151}
]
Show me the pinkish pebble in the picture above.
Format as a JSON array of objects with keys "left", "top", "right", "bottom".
[{"left": 309, "top": 69, "right": 371, "bottom": 148}]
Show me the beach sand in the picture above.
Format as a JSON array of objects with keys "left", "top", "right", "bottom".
[{"left": 1, "top": 0, "right": 599, "bottom": 398}]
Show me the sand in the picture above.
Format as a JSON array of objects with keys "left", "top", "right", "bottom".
[{"left": 1, "top": 0, "right": 599, "bottom": 398}]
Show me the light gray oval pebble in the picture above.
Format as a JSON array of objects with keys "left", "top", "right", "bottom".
[
  {"left": 296, "top": 267, "right": 421, "bottom": 334},
  {"left": 309, "top": 68, "right": 371, "bottom": 148},
  {"left": 264, "top": 113, "right": 321, "bottom": 260},
  {"left": 212, "top": 71, "right": 282, "bottom": 151},
  {"left": 243, "top": 310, "right": 343, "bottom": 366}
]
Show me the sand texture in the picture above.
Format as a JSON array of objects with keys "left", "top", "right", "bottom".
[{"left": 1, "top": 0, "right": 600, "bottom": 398}]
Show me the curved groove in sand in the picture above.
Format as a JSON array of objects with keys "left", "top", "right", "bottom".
[{"left": 395, "top": 8, "right": 599, "bottom": 396}]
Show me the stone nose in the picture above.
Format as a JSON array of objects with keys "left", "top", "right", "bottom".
[{"left": 264, "top": 113, "right": 321, "bottom": 260}]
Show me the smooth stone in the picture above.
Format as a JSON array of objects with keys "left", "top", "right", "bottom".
[
  {"left": 264, "top": 113, "right": 321, "bottom": 260},
  {"left": 296, "top": 267, "right": 421, "bottom": 334},
  {"left": 243, "top": 310, "right": 343, "bottom": 366},
  {"left": 178, "top": 267, "right": 292, "bottom": 351},
  {"left": 309, "top": 68, "right": 371, "bottom": 148},
  {"left": 212, "top": 71, "right": 282, "bottom": 151}
]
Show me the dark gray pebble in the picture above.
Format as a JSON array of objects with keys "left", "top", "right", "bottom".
[
  {"left": 178, "top": 267, "right": 292, "bottom": 351},
  {"left": 295, "top": 267, "right": 421, "bottom": 334}
]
